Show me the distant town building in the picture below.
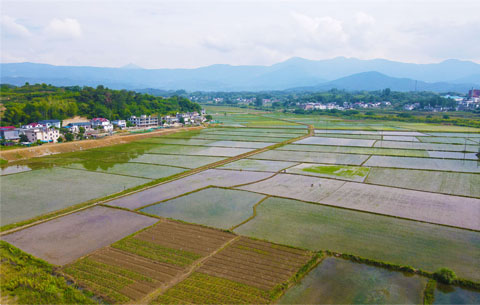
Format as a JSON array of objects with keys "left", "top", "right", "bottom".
[
  {"left": 129, "top": 115, "right": 159, "bottom": 127},
  {"left": 22, "top": 122, "right": 45, "bottom": 129},
  {"left": 468, "top": 89, "right": 480, "bottom": 99}
]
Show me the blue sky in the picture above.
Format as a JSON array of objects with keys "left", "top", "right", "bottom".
[{"left": 1, "top": 0, "right": 479, "bottom": 68}]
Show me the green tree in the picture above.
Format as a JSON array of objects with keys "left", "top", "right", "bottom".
[
  {"left": 64, "top": 132, "right": 74, "bottom": 142},
  {"left": 205, "top": 114, "right": 213, "bottom": 121},
  {"left": 19, "top": 134, "right": 29, "bottom": 142},
  {"left": 433, "top": 268, "right": 457, "bottom": 284}
]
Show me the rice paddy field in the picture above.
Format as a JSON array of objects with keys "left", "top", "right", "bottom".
[{"left": 1, "top": 108, "right": 480, "bottom": 304}]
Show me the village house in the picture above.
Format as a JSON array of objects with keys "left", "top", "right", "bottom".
[
  {"left": 90, "top": 118, "right": 113, "bottom": 131},
  {"left": 112, "top": 120, "right": 127, "bottom": 129},
  {"left": 0, "top": 126, "right": 20, "bottom": 142},
  {"left": 129, "top": 115, "right": 158, "bottom": 128},
  {"left": 38, "top": 119, "right": 61, "bottom": 128},
  {"left": 65, "top": 122, "right": 92, "bottom": 133},
  {"left": 23, "top": 127, "right": 60, "bottom": 143}
]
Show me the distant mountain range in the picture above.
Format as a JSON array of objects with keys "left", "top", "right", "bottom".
[{"left": 1, "top": 57, "right": 479, "bottom": 92}]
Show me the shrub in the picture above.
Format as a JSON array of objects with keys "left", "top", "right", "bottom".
[{"left": 433, "top": 268, "right": 457, "bottom": 284}]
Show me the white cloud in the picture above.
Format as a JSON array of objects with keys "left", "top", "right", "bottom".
[
  {"left": 1, "top": 15, "right": 31, "bottom": 38},
  {"left": 44, "top": 18, "right": 82, "bottom": 40}
]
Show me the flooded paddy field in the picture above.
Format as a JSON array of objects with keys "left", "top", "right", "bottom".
[
  {"left": 278, "top": 257, "right": 427, "bottom": 304},
  {"left": 106, "top": 169, "right": 272, "bottom": 210},
  {"left": 1, "top": 206, "right": 157, "bottom": 265},
  {"left": 1, "top": 167, "right": 150, "bottom": 225},
  {"left": 237, "top": 173, "right": 480, "bottom": 230},
  {"left": 252, "top": 150, "right": 370, "bottom": 165},
  {"left": 278, "top": 143, "right": 429, "bottom": 157},
  {"left": 234, "top": 197, "right": 480, "bottom": 281},
  {"left": 365, "top": 168, "right": 480, "bottom": 197},
  {"left": 365, "top": 155, "right": 480, "bottom": 172},
  {"left": 218, "top": 159, "right": 298, "bottom": 172},
  {"left": 140, "top": 188, "right": 266, "bottom": 229}
]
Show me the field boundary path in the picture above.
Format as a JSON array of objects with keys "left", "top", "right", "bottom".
[{"left": 0, "top": 117, "right": 313, "bottom": 236}]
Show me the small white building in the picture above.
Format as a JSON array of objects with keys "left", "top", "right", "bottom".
[
  {"left": 91, "top": 118, "right": 113, "bottom": 131},
  {"left": 65, "top": 122, "right": 92, "bottom": 133},
  {"left": 21, "top": 122, "right": 45, "bottom": 129},
  {"left": 129, "top": 115, "right": 158, "bottom": 127},
  {"left": 23, "top": 128, "right": 60, "bottom": 143},
  {"left": 112, "top": 120, "right": 127, "bottom": 129}
]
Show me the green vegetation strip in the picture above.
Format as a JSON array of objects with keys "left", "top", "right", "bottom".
[
  {"left": 111, "top": 237, "right": 201, "bottom": 267},
  {"left": 424, "top": 279, "right": 436, "bottom": 305},
  {"left": 0, "top": 241, "right": 95, "bottom": 304},
  {"left": 302, "top": 164, "right": 370, "bottom": 179}
]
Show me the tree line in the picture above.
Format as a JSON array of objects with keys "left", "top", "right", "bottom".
[{"left": 0, "top": 83, "right": 202, "bottom": 126}]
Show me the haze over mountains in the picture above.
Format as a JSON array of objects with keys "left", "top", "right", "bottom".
[{"left": 1, "top": 57, "right": 479, "bottom": 92}]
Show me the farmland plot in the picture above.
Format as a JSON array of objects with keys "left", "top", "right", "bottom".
[
  {"left": 219, "top": 159, "right": 298, "bottom": 172},
  {"left": 66, "top": 162, "right": 186, "bottom": 179},
  {"left": 207, "top": 127, "right": 308, "bottom": 134},
  {"left": 62, "top": 220, "right": 235, "bottom": 303},
  {"left": 278, "top": 257, "right": 427, "bottom": 304},
  {"left": 278, "top": 144, "right": 428, "bottom": 157},
  {"left": 175, "top": 133, "right": 288, "bottom": 143},
  {"left": 374, "top": 141, "right": 479, "bottom": 152},
  {"left": 315, "top": 130, "right": 427, "bottom": 136},
  {"left": 138, "top": 138, "right": 216, "bottom": 146},
  {"left": 427, "top": 151, "right": 479, "bottom": 160},
  {"left": 425, "top": 132, "right": 480, "bottom": 138},
  {"left": 131, "top": 154, "right": 225, "bottom": 168},
  {"left": 1, "top": 167, "right": 150, "bottom": 226},
  {"left": 152, "top": 272, "right": 272, "bottom": 304},
  {"left": 314, "top": 133, "right": 382, "bottom": 140},
  {"left": 365, "top": 155, "right": 480, "bottom": 173},
  {"left": 417, "top": 136, "right": 478, "bottom": 144},
  {"left": 234, "top": 197, "right": 480, "bottom": 281},
  {"left": 382, "top": 136, "right": 419, "bottom": 142},
  {"left": 365, "top": 168, "right": 480, "bottom": 198},
  {"left": 1, "top": 206, "right": 157, "bottom": 265},
  {"left": 140, "top": 188, "right": 266, "bottom": 229},
  {"left": 236, "top": 173, "right": 346, "bottom": 203},
  {"left": 204, "top": 140, "right": 274, "bottom": 148},
  {"left": 320, "top": 182, "right": 480, "bottom": 230},
  {"left": 252, "top": 150, "right": 369, "bottom": 165},
  {"left": 203, "top": 130, "right": 299, "bottom": 138},
  {"left": 294, "top": 137, "right": 376, "bottom": 147},
  {"left": 287, "top": 164, "right": 370, "bottom": 182},
  {"left": 135, "top": 145, "right": 255, "bottom": 157},
  {"left": 155, "top": 237, "right": 314, "bottom": 304},
  {"left": 107, "top": 169, "right": 272, "bottom": 210}
]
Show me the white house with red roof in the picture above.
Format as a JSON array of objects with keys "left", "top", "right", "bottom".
[{"left": 90, "top": 118, "right": 113, "bottom": 131}]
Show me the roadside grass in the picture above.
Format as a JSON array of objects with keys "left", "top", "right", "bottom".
[{"left": 0, "top": 241, "right": 96, "bottom": 305}]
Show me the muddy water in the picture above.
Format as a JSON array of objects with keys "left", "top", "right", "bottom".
[
  {"left": 434, "top": 283, "right": 480, "bottom": 304},
  {"left": 278, "top": 257, "right": 426, "bottom": 304}
]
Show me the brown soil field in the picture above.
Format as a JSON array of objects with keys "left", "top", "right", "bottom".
[
  {"left": 1, "top": 206, "right": 157, "bottom": 265},
  {"left": 135, "top": 220, "right": 236, "bottom": 256},
  {"left": 197, "top": 237, "right": 312, "bottom": 290},
  {"left": 0, "top": 126, "right": 203, "bottom": 162}
]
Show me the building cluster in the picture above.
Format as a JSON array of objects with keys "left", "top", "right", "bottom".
[
  {"left": 300, "top": 101, "right": 391, "bottom": 111},
  {"left": 456, "top": 89, "right": 480, "bottom": 111},
  {"left": 1, "top": 111, "right": 206, "bottom": 145}
]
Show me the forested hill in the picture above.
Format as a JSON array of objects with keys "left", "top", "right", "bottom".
[{"left": 0, "top": 84, "right": 202, "bottom": 126}]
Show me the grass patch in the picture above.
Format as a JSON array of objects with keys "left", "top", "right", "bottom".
[
  {"left": 302, "top": 164, "right": 370, "bottom": 179},
  {"left": 0, "top": 240, "right": 95, "bottom": 304}
]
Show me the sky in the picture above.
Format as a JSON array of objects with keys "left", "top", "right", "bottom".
[{"left": 1, "top": 0, "right": 479, "bottom": 68}]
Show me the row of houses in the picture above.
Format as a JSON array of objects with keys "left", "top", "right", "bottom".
[{"left": 1, "top": 111, "right": 206, "bottom": 144}]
